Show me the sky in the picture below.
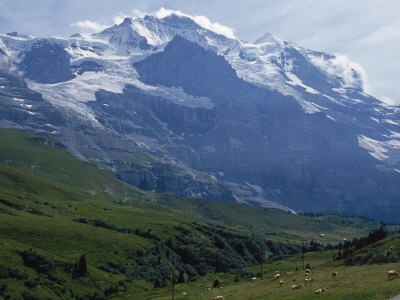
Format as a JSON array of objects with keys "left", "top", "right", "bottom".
[{"left": 0, "top": 0, "right": 399, "bottom": 104}]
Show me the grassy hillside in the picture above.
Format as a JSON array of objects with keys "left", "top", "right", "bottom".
[
  {"left": 0, "top": 128, "right": 392, "bottom": 299},
  {"left": 0, "top": 128, "right": 379, "bottom": 244},
  {"left": 142, "top": 249, "right": 400, "bottom": 300},
  {"left": 0, "top": 128, "right": 145, "bottom": 202}
]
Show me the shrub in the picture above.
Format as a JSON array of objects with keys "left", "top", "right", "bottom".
[
  {"left": 0, "top": 265, "right": 9, "bottom": 279},
  {"left": 22, "top": 291, "right": 39, "bottom": 300},
  {"left": 24, "top": 278, "right": 38, "bottom": 288},
  {"left": 21, "top": 249, "right": 53, "bottom": 274},
  {"left": 212, "top": 279, "right": 220, "bottom": 288},
  {"left": 351, "top": 249, "right": 400, "bottom": 266},
  {"left": 0, "top": 283, "right": 7, "bottom": 295}
]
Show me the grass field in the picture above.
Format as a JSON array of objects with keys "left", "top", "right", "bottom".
[{"left": 140, "top": 250, "right": 400, "bottom": 300}]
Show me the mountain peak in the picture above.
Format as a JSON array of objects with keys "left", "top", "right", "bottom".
[
  {"left": 254, "top": 32, "right": 281, "bottom": 44},
  {"left": 121, "top": 17, "right": 134, "bottom": 26}
]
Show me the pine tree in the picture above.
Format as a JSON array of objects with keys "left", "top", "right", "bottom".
[
  {"left": 177, "top": 270, "right": 185, "bottom": 283},
  {"left": 154, "top": 278, "right": 161, "bottom": 288},
  {"left": 72, "top": 254, "right": 88, "bottom": 278},
  {"left": 78, "top": 254, "right": 87, "bottom": 276}
]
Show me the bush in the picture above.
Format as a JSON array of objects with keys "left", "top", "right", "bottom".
[
  {"left": 212, "top": 278, "right": 220, "bottom": 288},
  {"left": 24, "top": 278, "right": 38, "bottom": 288},
  {"left": 0, "top": 264, "right": 28, "bottom": 280},
  {"left": 47, "top": 272, "right": 64, "bottom": 284},
  {"left": 22, "top": 291, "right": 39, "bottom": 300},
  {"left": 0, "top": 264, "right": 9, "bottom": 279},
  {"left": 21, "top": 249, "right": 53, "bottom": 274},
  {"left": 351, "top": 249, "right": 400, "bottom": 266},
  {"left": 0, "top": 283, "right": 7, "bottom": 295}
]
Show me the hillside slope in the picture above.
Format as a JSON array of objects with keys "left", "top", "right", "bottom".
[{"left": 0, "top": 128, "right": 384, "bottom": 299}]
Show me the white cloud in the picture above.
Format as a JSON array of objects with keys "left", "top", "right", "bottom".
[
  {"left": 113, "top": 9, "right": 146, "bottom": 25},
  {"left": 113, "top": 16, "right": 125, "bottom": 25},
  {"left": 309, "top": 53, "right": 369, "bottom": 92},
  {"left": 155, "top": 7, "right": 236, "bottom": 39},
  {"left": 70, "top": 20, "right": 107, "bottom": 33},
  {"left": 131, "top": 8, "right": 146, "bottom": 19}
]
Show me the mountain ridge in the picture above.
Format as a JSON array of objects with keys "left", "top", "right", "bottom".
[{"left": 1, "top": 12, "right": 400, "bottom": 220}]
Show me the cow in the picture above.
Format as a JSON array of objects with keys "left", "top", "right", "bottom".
[
  {"left": 305, "top": 268, "right": 310, "bottom": 273},
  {"left": 279, "top": 280, "right": 284, "bottom": 287},
  {"left": 388, "top": 270, "right": 398, "bottom": 280},
  {"left": 215, "top": 296, "right": 224, "bottom": 300},
  {"left": 304, "top": 278, "right": 314, "bottom": 285},
  {"left": 275, "top": 274, "right": 281, "bottom": 280},
  {"left": 332, "top": 271, "right": 337, "bottom": 278},
  {"left": 291, "top": 284, "right": 302, "bottom": 289},
  {"left": 315, "top": 288, "right": 325, "bottom": 294},
  {"left": 251, "top": 277, "right": 257, "bottom": 281}
]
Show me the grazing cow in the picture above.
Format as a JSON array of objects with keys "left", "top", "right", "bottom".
[
  {"left": 205, "top": 287, "right": 211, "bottom": 291},
  {"left": 218, "top": 286, "right": 224, "bottom": 289},
  {"left": 275, "top": 274, "right": 281, "bottom": 280},
  {"left": 305, "top": 268, "right": 310, "bottom": 274},
  {"left": 388, "top": 270, "right": 398, "bottom": 280},
  {"left": 340, "top": 265, "right": 344, "bottom": 270},
  {"left": 304, "top": 278, "right": 314, "bottom": 285},
  {"left": 315, "top": 288, "right": 325, "bottom": 294},
  {"left": 292, "top": 278, "right": 297, "bottom": 282},
  {"left": 291, "top": 284, "right": 302, "bottom": 289},
  {"left": 215, "top": 296, "right": 224, "bottom": 300},
  {"left": 304, "top": 273, "right": 310, "bottom": 276},
  {"left": 279, "top": 280, "right": 284, "bottom": 287},
  {"left": 289, "top": 271, "right": 293, "bottom": 277},
  {"left": 332, "top": 271, "right": 337, "bottom": 278}
]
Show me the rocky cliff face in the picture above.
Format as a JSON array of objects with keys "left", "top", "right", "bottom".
[{"left": 1, "top": 14, "right": 400, "bottom": 220}]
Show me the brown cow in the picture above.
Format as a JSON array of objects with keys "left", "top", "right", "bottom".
[
  {"left": 214, "top": 296, "right": 224, "bottom": 300},
  {"left": 388, "top": 270, "right": 398, "bottom": 280},
  {"left": 305, "top": 268, "right": 310, "bottom": 273},
  {"left": 332, "top": 271, "right": 337, "bottom": 278},
  {"left": 275, "top": 274, "right": 281, "bottom": 280},
  {"left": 279, "top": 280, "right": 284, "bottom": 287},
  {"left": 292, "top": 278, "right": 297, "bottom": 282},
  {"left": 304, "top": 278, "right": 314, "bottom": 285},
  {"left": 315, "top": 288, "right": 325, "bottom": 294},
  {"left": 291, "top": 284, "right": 302, "bottom": 289}
]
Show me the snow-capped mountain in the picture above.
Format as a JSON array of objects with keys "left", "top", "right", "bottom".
[{"left": 1, "top": 13, "right": 400, "bottom": 221}]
